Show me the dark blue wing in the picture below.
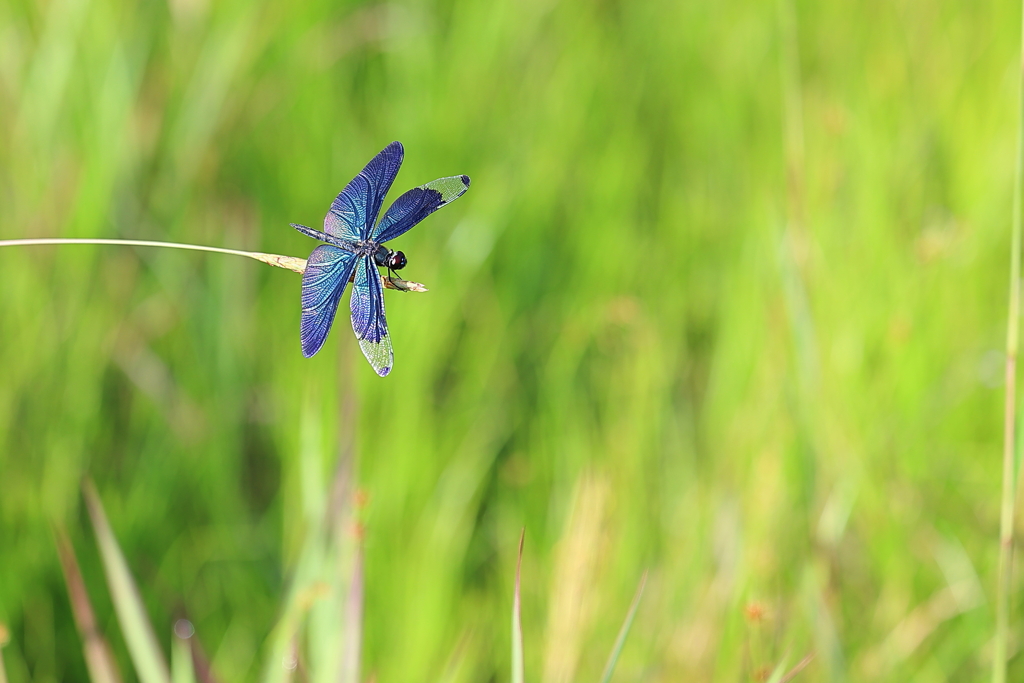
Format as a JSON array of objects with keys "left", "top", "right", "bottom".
[
  {"left": 324, "top": 141, "right": 405, "bottom": 240},
  {"left": 371, "top": 175, "right": 471, "bottom": 243},
  {"left": 350, "top": 256, "right": 393, "bottom": 376},
  {"left": 300, "top": 245, "right": 359, "bottom": 358}
]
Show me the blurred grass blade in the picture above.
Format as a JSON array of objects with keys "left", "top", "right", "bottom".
[
  {"left": 0, "top": 622, "right": 9, "bottom": 683},
  {"left": 339, "top": 541, "right": 364, "bottom": 683},
  {"left": 83, "top": 479, "right": 171, "bottom": 683},
  {"left": 512, "top": 529, "right": 525, "bottom": 683},
  {"left": 54, "top": 524, "right": 124, "bottom": 683},
  {"left": 184, "top": 625, "right": 219, "bottom": 683},
  {"left": 765, "top": 655, "right": 788, "bottom": 683},
  {"left": 597, "top": 570, "right": 648, "bottom": 683},
  {"left": 995, "top": 0, "right": 1024, "bottom": 677},
  {"left": 436, "top": 632, "right": 471, "bottom": 683},
  {"left": 769, "top": 653, "right": 814, "bottom": 683},
  {"left": 262, "top": 398, "right": 328, "bottom": 683},
  {"left": 172, "top": 621, "right": 197, "bottom": 683}
]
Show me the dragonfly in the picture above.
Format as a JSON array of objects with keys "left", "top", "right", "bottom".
[{"left": 290, "top": 141, "right": 470, "bottom": 376}]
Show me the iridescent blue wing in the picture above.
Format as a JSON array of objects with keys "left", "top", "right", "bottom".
[
  {"left": 300, "top": 245, "right": 359, "bottom": 358},
  {"left": 350, "top": 255, "right": 393, "bottom": 376},
  {"left": 324, "top": 141, "right": 405, "bottom": 240},
  {"left": 371, "top": 175, "right": 471, "bottom": 243}
]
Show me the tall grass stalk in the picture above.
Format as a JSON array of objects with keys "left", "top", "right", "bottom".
[
  {"left": 0, "top": 238, "right": 307, "bottom": 273},
  {"left": 994, "top": 3, "right": 1024, "bottom": 680},
  {"left": 0, "top": 238, "right": 428, "bottom": 290}
]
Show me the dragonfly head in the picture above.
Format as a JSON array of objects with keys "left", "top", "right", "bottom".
[{"left": 386, "top": 250, "right": 407, "bottom": 271}]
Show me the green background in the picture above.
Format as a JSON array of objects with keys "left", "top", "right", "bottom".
[{"left": 0, "top": 0, "right": 1019, "bottom": 680}]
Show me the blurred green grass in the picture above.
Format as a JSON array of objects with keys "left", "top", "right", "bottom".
[{"left": 0, "top": 0, "right": 1020, "bottom": 680}]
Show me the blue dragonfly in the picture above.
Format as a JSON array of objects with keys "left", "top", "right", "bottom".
[{"left": 290, "top": 141, "right": 470, "bottom": 376}]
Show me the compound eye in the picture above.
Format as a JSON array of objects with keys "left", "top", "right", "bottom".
[{"left": 389, "top": 250, "right": 407, "bottom": 270}]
